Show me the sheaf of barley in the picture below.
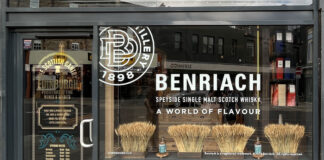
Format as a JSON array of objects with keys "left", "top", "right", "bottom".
[
  {"left": 211, "top": 124, "right": 255, "bottom": 153},
  {"left": 115, "top": 121, "right": 156, "bottom": 152},
  {"left": 168, "top": 124, "right": 211, "bottom": 152},
  {"left": 264, "top": 124, "right": 304, "bottom": 154}
]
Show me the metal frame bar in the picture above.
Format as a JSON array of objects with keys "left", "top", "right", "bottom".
[
  {"left": 320, "top": 0, "right": 324, "bottom": 159},
  {"left": 6, "top": 33, "right": 38, "bottom": 160},
  {"left": 6, "top": 31, "right": 19, "bottom": 160},
  {"left": 313, "top": 0, "right": 320, "bottom": 160},
  {"left": 5, "top": 11, "right": 315, "bottom": 27},
  {"left": 14, "top": 32, "right": 27, "bottom": 160},
  {"left": 6, "top": 22, "right": 316, "bottom": 27},
  {"left": 5, "top": 5, "right": 314, "bottom": 12},
  {"left": 92, "top": 25, "right": 99, "bottom": 160},
  {"left": 321, "top": 0, "right": 324, "bottom": 158},
  {"left": 5, "top": 32, "right": 10, "bottom": 160},
  {"left": 0, "top": 0, "right": 6, "bottom": 159}
]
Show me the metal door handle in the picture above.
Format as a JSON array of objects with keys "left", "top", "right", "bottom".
[{"left": 80, "top": 119, "right": 93, "bottom": 148}]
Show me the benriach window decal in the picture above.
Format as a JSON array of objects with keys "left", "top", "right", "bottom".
[
  {"left": 99, "top": 26, "right": 155, "bottom": 86},
  {"left": 154, "top": 73, "right": 261, "bottom": 117}
]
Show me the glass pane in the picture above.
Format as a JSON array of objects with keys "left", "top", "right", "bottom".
[
  {"left": 231, "top": 39, "right": 237, "bottom": 56},
  {"left": 208, "top": 37, "right": 214, "bottom": 44},
  {"left": 247, "top": 40, "right": 254, "bottom": 57},
  {"left": 207, "top": 37, "right": 214, "bottom": 54},
  {"left": 218, "top": 37, "right": 224, "bottom": 55},
  {"left": 99, "top": 25, "right": 313, "bottom": 160},
  {"left": 9, "top": 0, "right": 312, "bottom": 7},
  {"left": 192, "top": 35, "right": 199, "bottom": 53},
  {"left": 286, "top": 32, "right": 293, "bottom": 43},
  {"left": 23, "top": 38, "right": 93, "bottom": 160},
  {"left": 276, "top": 32, "right": 283, "bottom": 41},
  {"left": 203, "top": 36, "right": 208, "bottom": 54},
  {"left": 192, "top": 35, "right": 198, "bottom": 44},
  {"left": 174, "top": 33, "right": 181, "bottom": 50}
]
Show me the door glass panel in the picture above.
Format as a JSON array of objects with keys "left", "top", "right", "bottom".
[
  {"left": 23, "top": 38, "right": 93, "bottom": 160},
  {"left": 99, "top": 26, "right": 313, "bottom": 159}
]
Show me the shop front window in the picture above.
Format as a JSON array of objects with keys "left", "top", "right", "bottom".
[
  {"left": 8, "top": 0, "right": 312, "bottom": 8},
  {"left": 98, "top": 25, "right": 314, "bottom": 160}
]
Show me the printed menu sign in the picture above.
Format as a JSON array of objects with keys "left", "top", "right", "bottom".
[
  {"left": 32, "top": 49, "right": 83, "bottom": 160},
  {"left": 38, "top": 104, "right": 78, "bottom": 130}
]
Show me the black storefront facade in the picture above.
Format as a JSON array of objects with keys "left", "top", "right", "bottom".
[{"left": 0, "top": 0, "right": 322, "bottom": 160}]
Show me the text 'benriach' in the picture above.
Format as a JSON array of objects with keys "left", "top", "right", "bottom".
[{"left": 156, "top": 73, "right": 261, "bottom": 91}]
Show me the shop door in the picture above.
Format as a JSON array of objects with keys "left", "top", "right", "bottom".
[{"left": 19, "top": 32, "right": 94, "bottom": 160}]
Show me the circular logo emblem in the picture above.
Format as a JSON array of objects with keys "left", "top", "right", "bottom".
[{"left": 99, "top": 26, "right": 155, "bottom": 86}]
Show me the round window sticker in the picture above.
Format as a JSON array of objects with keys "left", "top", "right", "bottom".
[{"left": 99, "top": 26, "right": 155, "bottom": 86}]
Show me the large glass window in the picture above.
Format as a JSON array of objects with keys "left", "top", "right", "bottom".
[
  {"left": 99, "top": 26, "right": 314, "bottom": 160},
  {"left": 9, "top": 0, "right": 312, "bottom": 8}
]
